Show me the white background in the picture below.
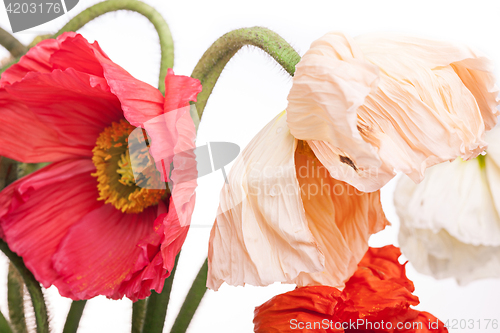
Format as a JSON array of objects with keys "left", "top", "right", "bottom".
[{"left": 1, "top": 0, "right": 500, "bottom": 332}]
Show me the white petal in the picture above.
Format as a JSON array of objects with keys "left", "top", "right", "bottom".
[
  {"left": 395, "top": 158, "right": 500, "bottom": 246},
  {"left": 399, "top": 223, "right": 500, "bottom": 285},
  {"left": 207, "top": 112, "right": 324, "bottom": 290}
]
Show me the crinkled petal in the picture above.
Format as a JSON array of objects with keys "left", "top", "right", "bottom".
[
  {"left": 293, "top": 140, "right": 389, "bottom": 288},
  {"left": 287, "top": 32, "right": 382, "bottom": 189},
  {"left": 52, "top": 200, "right": 168, "bottom": 301},
  {"left": 398, "top": 223, "right": 500, "bottom": 286},
  {"left": 96, "top": 50, "right": 164, "bottom": 128},
  {"left": 395, "top": 157, "right": 500, "bottom": 246},
  {"left": 49, "top": 33, "right": 111, "bottom": 77},
  {"left": 395, "top": 139, "right": 500, "bottom": 284},
  {"left": 0, "top": 159, "right": 101, "bottom": 290},
  {"left": 163, "top": 68, "right": 202, "bottom": 112},
  {"left": 0, "top": 32, "right": 78, "bottom": 87},
  {"left": 0, "top": 89, "right": 91, "bottom": 162},
  {"left": 485, "top": 127, "right": 500, "bottom": 214},
  {"left": 142, "top": 94, "right": 198, "bottom": 272},
  {"left": 288, "top": 32, "right": 499, "bottom": 192},
  {"left": 158, "top": 102, "right": 197, "bottom": 272},
  {"left": 208, "top": 112, "right": 324, "bottom": 290},
  {"left": 356, "top": 33, "right": 499, "bottom": 131},
  {"left": 254, "top": 247, "right": 448, "bottom": 333},
  {"left": 4, "top": 68, "right": 123, "bottom": 156},
  {"left": 254, "top": 286, "right": 346, "bottom": 333},
  {"left": 343, "top": 246, "right": 419, "bottom": 324}
]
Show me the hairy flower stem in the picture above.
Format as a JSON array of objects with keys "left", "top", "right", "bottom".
[
  {"left": 0, "top": 310, "right": 13, "bottom": 333},
  {"left": 0, "top": 240, "right": 49, "bottom": 333},
  {"left": 166, "top": 27, "right": 301, "bottom": 333},
  {"left": 62, "top": 301, "right": 87, "bottom": 333},
  {"left": 8, "top": 263, "right": 28, "bottom": 333},
  {"left": 141, "top": 254, "right": 180, "bottom": 333},
  {"left": 0, "top": 27, "right": 27, "bottom": 57},
  {"left": 169, "top": 259, "right": 208, "bottom": 333},
  {"left": 191, "top": 26, "right": 301, "bottom": 118},
  {"left": 132, "top": 299, "right": 146, "bottom": 333},
  {"left": 54, "top": 0, "right": 173, "bottom": 94}
]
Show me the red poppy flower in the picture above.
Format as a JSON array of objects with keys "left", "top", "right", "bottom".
[
  {"left": 254, "top": 245, "right": 448, "bottom": 332},
  {"left": 0, "top": 32, "right": 202, "bottom": 301}
]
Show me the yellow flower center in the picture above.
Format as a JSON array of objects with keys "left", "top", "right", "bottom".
[{"left": 91, "top": 119, "right": 166, "bottom": 213}]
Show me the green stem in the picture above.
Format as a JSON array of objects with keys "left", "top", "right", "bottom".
[
  {"left": 0, "top": 157, "right": 17, "bottom": 190},
  {"left": 131, "top": 299, "right": 146, "bottom": 333},
  {"left": 141, "top": 254, "right": 180, "bottom": 333},
  {"left": 0, "top": 309, "right": 13, "bottom": 333},
  {"left": 0, "top": 27, "right": 27, "bottom": 57},
  {"left": 62, "top": 300, "right": 87, "bottom": 333},
  {"left": 8, "top": 263, "right": 28, "bottom": 333},
  {"left": 169, "top": 259, "right": 208, "bottom": 333},
  {"left": 54, "top": 0, "right": 173, "bottom": 94},
  {"left": 0, "top": 240, "right": 49, "bottom": 333},
  {"left": 191, "top": 26, "right": 301, "bottom": 119}
]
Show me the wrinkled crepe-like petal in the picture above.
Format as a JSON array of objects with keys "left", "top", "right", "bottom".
[
  {"left": 0, "top": 89, "right": 91, "bottom": 162},
  {"left": 208, "top": 112, "right": 388, "bottom": 290},
  {"left": 254, "top": 246, "right": 448, "bottom": 333},
  {"left": 395, "top": 127, "right": 500, "bottom": 283},
  {"left": 208, "top": 112, "right": 323, "bottom": 290},
  {"left": 0, "top": 160, "right": 101, "bottom": 291},
  {"left": 4, "top": 68, "right": 123, "bottom": 154},
  {"left": 52, "top": 201, "right": 167, "bottom": 301},
  {"left": 287, "top": 32, "right": 499, "bottom": 192},
  {"left": 293, "top": 140, "right": 388, "bottom": 288}
]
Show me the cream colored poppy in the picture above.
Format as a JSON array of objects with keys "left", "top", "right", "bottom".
[
  {"left": 208, "top": 112, "right": 388, "bottom": 290},
  {"left": 288, "top": 32, "right": 499, "bottom": 192},
  {"left": 395, "top": 126, "right": 500, "bottom": 284},
  {"left": 208, "top": 32, "right": 499, "bottom": 291}
]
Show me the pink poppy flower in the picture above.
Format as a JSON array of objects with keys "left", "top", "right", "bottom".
[{"left": 0, "top": 32, "right": 201, "bottom": 301}]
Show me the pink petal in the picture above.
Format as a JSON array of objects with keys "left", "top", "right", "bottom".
[
  {"left": 0, "top": 89, "right": 90, "bottom": 162},
  {"left": 52, "top": 200, "right": 169, "bottom": 300},
  {"left": 50, "top": 34, "right": 111, "bottom": 77},
  {"left": 160, "top": 208, "right": 190, "bottom": 275},
  {"left": 4, "top": 68, "right": 123, "bottom": 152},
  {"left": 0, "top": 32, "right": 77, "bottom": 87},
  {"left": 140, "top": 70, "right": 200, "bottom": 181},
  {"left": 94, "top": 51, "right": 165, "bottom": 128},
  {"left": 0, "top": 159, "right": 101, "bottom": 290},
  {"left": 163, "top": 68, "right": 202, "bottom": 112},
  {"left": 0, "top": 32, "right": 112, "bottom": 88}
]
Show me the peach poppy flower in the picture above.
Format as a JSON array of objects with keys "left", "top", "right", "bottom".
[
  {"left": 208, "top": 112, "right": 389, "bottom": 290},
  {"left": 395, "top": 125, "right": 500, "bottom": 284},
  {"left": 208, "top": 32, "right": 498, "bottom": 291},
  {"left": 288, "top": 32, "right": 499, "bottom": 192}
]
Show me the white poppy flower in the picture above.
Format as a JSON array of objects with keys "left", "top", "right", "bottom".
[{"left": 395, "top": 126, "right": 500, "bottom": 284}]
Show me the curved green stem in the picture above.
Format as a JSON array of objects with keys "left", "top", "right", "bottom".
[
  {"left": 141, "top": 254, "right": 180, "bottom": 333},
  {"left": 191, "top": 26, "right": 301, "bottom": 119},
  {"left": 0, "top": 240, "right": 49, "bottom": 333},
  {"left": 0, "top": 27, "right": 27, "bottom": 57},
  {"left": 54, "top": 0, "right": 173, "bottom": 93},
  {"left": 131, "top": 299, "right": 146, "bottom": 333},
  {"left": 0, "top": 309, "right": 13, "bottom": 333},
  {"left": 8, "top": 263, "right": 28, "bottom": 333},
  {"left": 62, "top": 300, "right": 87, "bottom": 333},
  {"left": 169, "top": 259, "right": 207, "bottom": 333}
]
